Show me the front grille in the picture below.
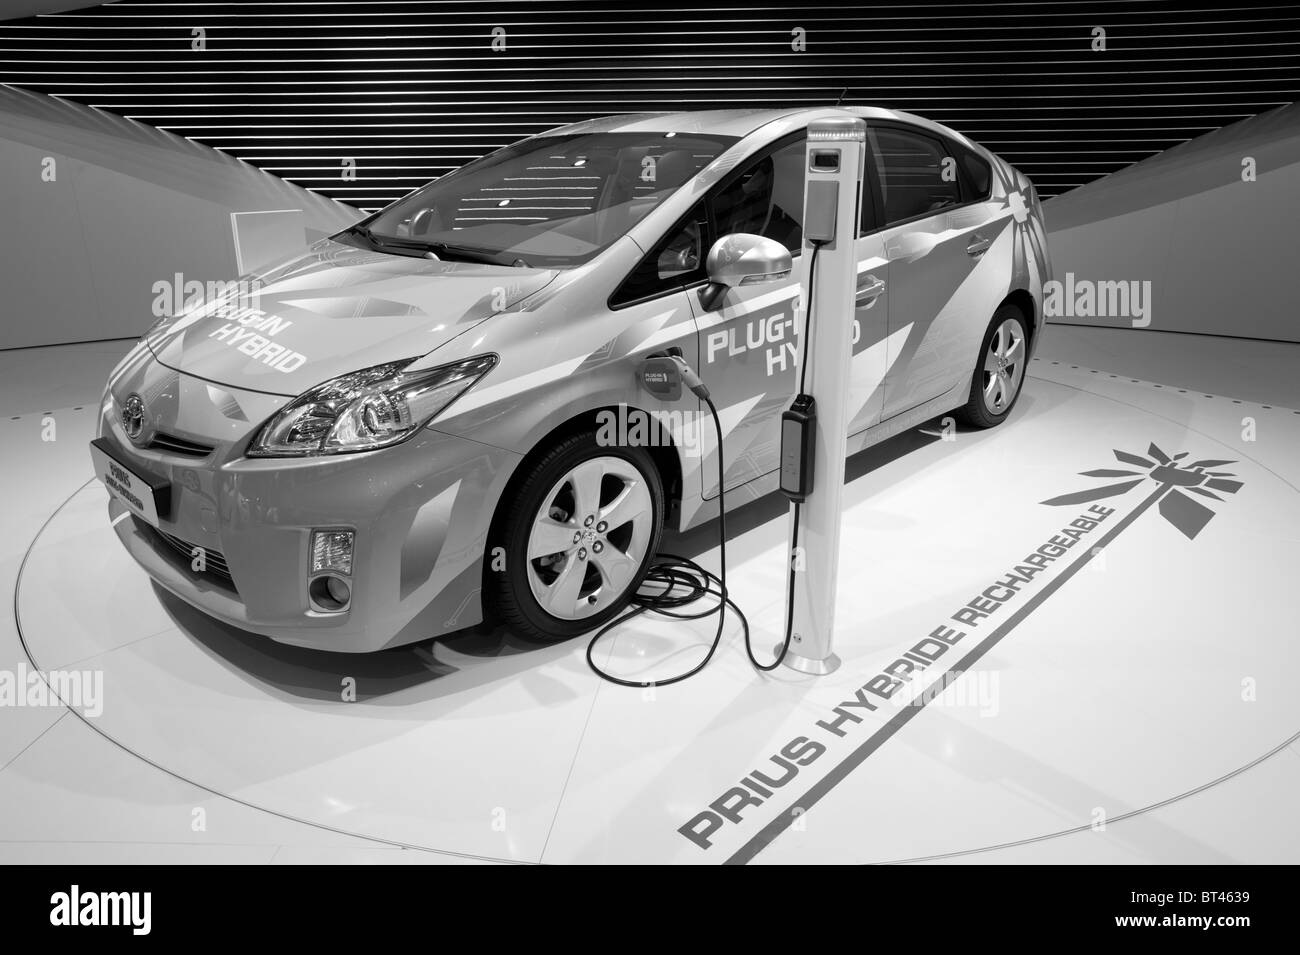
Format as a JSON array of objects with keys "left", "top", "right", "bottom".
[
  {"left": 132, "top": 516, "right": 237, "bottom": 592},
  {"left": 147, "top": 431, "right": 214, "bottom": 458}
]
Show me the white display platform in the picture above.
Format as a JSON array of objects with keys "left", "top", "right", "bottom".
[{"left": 15, "top": 360, "right": 1300, "bottom": 864}]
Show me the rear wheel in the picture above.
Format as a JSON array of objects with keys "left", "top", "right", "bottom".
[
  {"left": 954, "top": 304, "right": 1029, "bottom": 428},
  {"left": 486, "top": 432, "right": 664, "bottom": 642}
]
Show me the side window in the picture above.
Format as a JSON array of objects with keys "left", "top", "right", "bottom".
[
  {"left": 710, "top": 136, "right": 806, "bottom": 253},
  {"left": 610, "top": 202, "right": 708, "bottom": 307},
  {"left": 869, "top": 126, "right": 963, "bottom": 226}
]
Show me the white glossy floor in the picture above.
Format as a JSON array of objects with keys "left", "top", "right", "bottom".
[{"left": 2, "top": 329, "right": 1298, "bottom": 864}]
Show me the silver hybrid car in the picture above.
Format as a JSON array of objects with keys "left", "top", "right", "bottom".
[{"left": 92, "top": 107, "right": 1050, "bottom": 652}]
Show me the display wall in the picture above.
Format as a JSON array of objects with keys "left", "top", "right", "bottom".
[
  {"left": 1045, "top": 102, "right": 1300, "bottom": 343},
  {"left": 3, "top": 1, "right": 1298, "bottom": 210},
  {"left": 0, "top": 86, "right": 359, "bottom": 350}
]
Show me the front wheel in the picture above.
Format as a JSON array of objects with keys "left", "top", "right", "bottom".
[
  {"left": 486, "top": 432, "right": 664, "bottom": 642},
  {"left": 954, "top": 304, "right": 1029, "bottom": 428}
]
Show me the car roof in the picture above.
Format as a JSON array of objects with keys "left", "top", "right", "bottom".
[
  {"left": 539, "top": 108, "right": 804, "bottom": 139},
  {"left": 540, "top": 106, "right": 973, "bottom": 148}
]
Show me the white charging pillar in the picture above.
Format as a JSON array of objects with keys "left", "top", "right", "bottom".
[{"left": 779, "top": 115, "right": 867, "bottom": 675}]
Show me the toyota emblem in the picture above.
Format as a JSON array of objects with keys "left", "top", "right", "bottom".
[{"left": 121, "top": 393, "right": 145, "bottom": 440}]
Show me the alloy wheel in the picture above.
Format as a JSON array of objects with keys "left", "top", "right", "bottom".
[
  {"left": 524, "top": 455, "right": 654, "bottom": 621},
  {"left": 981, "top": 317, "right": 1026, "bottom": 414}
]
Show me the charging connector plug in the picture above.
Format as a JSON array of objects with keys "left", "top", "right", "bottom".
[{"left": 640, "top": 354, "right": 710, "bottom": 401}]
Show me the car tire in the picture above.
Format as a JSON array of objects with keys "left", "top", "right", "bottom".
[
  {"left": 486, "top": 431, "right": 664, "bottom": 642},
  {"left": 954, "top": 303, "right": 1030, "bottom": 429}
]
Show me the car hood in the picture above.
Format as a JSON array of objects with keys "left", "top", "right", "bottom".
[{"left": 145, "top": 241, "right": 560, "bottom": 396}]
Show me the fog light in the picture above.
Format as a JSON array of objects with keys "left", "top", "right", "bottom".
[
  {"left": 311, "top": 529, "right": 354, "bottom": 575},
  {"left": 309, "top": 574, "right": 351, "bottom": 612},
  {"left": 326, "top": 575, "right": 351, "bottom": 605}
]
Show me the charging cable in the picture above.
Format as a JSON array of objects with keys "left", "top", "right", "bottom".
[
  {"left": 584, "top": 379, "right": 748, "bottom": 688},
  {"left": 585, "top": 242, "right": 825, "bottom": 687}
]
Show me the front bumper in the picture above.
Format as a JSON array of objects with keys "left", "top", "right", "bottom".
[{"left": 96, "top": 393, "right": 521, "bottom": 653}]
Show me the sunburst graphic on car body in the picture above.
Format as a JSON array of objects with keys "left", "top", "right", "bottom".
[{"left": 993, "top": 160, "right": 1052, "bottom": 284}]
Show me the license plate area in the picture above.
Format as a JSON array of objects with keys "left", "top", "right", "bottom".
[{"left": 90, "top": 436, "right": 171, "bottom": 526}]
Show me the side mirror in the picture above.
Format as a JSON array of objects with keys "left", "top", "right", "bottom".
[
  {"left": 410, "top": 207, "right": 445, "bottom": 236},
  {"left": 700, "top": 233, "right": 793, "bottom": 311}
]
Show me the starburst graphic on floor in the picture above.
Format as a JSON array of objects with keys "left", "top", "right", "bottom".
[{"left": 1041, "top": 442, "right": 1244, "bottom": 539}]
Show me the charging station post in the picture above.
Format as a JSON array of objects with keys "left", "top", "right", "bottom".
[{"left": 778, "top": 114, "right": 868, "bottom": 675}]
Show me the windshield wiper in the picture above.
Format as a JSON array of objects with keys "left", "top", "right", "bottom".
[
  {"left": 339, "top": 226, "right": 519, "bottom": 266},
  {"left": 339, "top": 223, "right": 389, "bottom": 249},
  {"left": 422, "top": 241, "right": 522, "bottom": 267}
]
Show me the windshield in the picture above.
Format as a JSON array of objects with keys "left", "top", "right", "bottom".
[{"left": 340, "top": 131, "right": 738, "bottom": 268}]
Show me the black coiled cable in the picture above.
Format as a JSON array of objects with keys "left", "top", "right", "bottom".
[{"left": 585, "top": 395, "right": 798, "bottom": 687}]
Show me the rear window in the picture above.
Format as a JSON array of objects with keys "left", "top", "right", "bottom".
[
  {"left": 869, "top": 127, "right": 964, "bottom": 225},
  {"left": 958, "top": 149, "right": 993, "bottom": 200}
]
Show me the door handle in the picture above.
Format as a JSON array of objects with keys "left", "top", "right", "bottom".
[
  {"left": 856, "top": 274, "right": 886, "bottom": 304},
  {"left": 965, "top": 234, "right": 991, "bottom": 257}
]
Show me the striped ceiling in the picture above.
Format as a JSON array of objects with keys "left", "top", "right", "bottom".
[{"left": 2, "top": 0, "right": 1298, "bottom": 210}]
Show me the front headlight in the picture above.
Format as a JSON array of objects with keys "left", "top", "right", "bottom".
[{"left": 248, "top": 355, "right": 496, "bottom": 457}]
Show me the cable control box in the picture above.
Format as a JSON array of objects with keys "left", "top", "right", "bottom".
[{"left": 780, "top": 393, "right": 816, "bottom": 502}]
